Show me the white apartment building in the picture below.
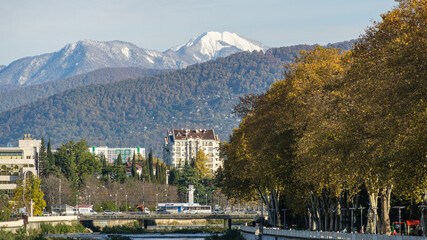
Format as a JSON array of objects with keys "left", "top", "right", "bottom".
[
  {"left": 0, "top": 134, "right": 41, "bottom": 197},
  {"left": 89, "top": 146, "right": 145, "bottom": 164},
  {"left": 163, "top": 129, "right": 223, "bottom": 174}
]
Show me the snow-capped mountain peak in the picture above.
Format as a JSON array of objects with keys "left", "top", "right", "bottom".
[
  {"left": 0, "top": 32, "right": 267, "bottom": 87},
  {"left": 170, "top": 31, "right": 266, "bottom": 62}
]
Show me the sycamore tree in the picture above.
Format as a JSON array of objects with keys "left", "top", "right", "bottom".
[
  {"left": 282, "top": 46, "right": 361, "bottom": 231},
  {"left": 341, "top": 0, "right": 426, "bottom": 234}
]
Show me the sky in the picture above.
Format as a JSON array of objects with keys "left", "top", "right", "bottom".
[{"left": 0, "top": 0, "right": 398, "bottom": 66}]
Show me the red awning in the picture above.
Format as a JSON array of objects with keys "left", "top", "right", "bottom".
[
  {"left": 406, "top": 220, "right": 420, "bottom": 226},
  {"left": 136, "top": 204, "right": 144, "bottom": 209}
]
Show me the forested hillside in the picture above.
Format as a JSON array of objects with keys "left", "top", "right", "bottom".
[
  {"left": 0, "top": 41, "right": 354, "bottom": 156},
  {"left": 0, "top": 67, "right": 168, "bottom": 112}
]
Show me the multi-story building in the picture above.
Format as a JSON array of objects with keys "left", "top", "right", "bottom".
[
  {"left": 0, "top": 134, "right": 41, "bottom": 197},
  {"left": 163, "top": 129, "right": 222, "bottom": 174},
  {"left": 89, "top": 146, "right": 145, "bottom": 164}
]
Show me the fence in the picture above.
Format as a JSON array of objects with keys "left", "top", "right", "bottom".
[{"left": 240, "top": 226, "right": 425, "bottom": 240}]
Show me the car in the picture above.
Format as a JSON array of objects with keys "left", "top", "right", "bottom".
[
  {"left": 42, "top": 212, "right": 52, "bottom": 216},
  {"left": 103, "top": 210, "right": 114, "bottom": 215}
]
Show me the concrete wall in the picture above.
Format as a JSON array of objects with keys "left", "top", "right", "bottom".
[{"left": 0, "top": 216, "right": 78, "bottom": 232}]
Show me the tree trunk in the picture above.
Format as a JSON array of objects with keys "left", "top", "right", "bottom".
[
  {"left": 317, "top": 195, "right": 324, "bottom": 230},
  {"left": 338, "top": 201, "right": 342, "bottom": 231},
  {"left": 366, "top": 189, "right": 379, "bottom": 234},
  {"left": 310, "top": 193, "right": 320, "bottom": 230},
  {"left": 379, "top": 184, "right": 393, "bottom": 235}
]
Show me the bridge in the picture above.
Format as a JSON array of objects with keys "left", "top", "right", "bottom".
[{"left": 80, "top": 213, "right": 258, "bottom": 229}]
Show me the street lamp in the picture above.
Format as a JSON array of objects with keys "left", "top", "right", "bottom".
[
  {"left": 142, "top": 178, "right": 145, "bottom": 207},
  {"left": 393, "top": 206, "right": 405, "bottom": 235},
  {"left": 349, "top": 207, "right": 356, "bottom": 233},
  {"left": 115, "top": 194, "right": 118, "bottom": 212},
  {"left": 75, "top": 194, "right": 79, "bottom": 215},
  {"left": 419, "top": 205, "right": 426, "bottom": 235},
  {"left": 282, "top": 209, "right": 287, "bottom": 229},
  {"left": 360, "top": 205, "right": 366, "bottom": 233}
]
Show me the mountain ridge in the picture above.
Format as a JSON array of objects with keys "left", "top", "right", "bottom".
[
  {"left": 0, "top": 32, "right": 266, "bottom": 88},
  {"left": 0, "top": 40, "right": 356, "bottom": 156}
]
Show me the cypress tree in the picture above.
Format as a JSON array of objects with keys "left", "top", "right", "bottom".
[
  {"left": 148, "top": 148, "right": 154, "bottom": 182},
  {"left": 131, "top": 154, "right": 137, "bottom": 179},
  {"left": 155, "top": 161, "right": 160, "bottom": 183},
  {"left": 38, "top": 137, "right": 49, "bottom": 177},
  {"left": 47, "top": 137, "right": 55, "bottom": 169}
]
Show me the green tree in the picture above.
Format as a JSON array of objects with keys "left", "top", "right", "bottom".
[
  {"left": 38, "top": 137, "right": 49, "bottom": 177},
  {"left": 54, "top": 139, "right": 101, "bottom": 186},
  {"left": 148, "top": 148, "right": 154, "bottom": 182},
  {"left": 47, "top": 137, "right": 55, "bottom": 170},
  {"left": 113, "top": 154, "right": 127, "bottom": 183},
  {"left": 131, "top": 154, "right": 137, "bottom": 179}
]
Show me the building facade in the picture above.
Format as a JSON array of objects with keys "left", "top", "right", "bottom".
[
  {"left": 163, "top": 129, "right": 222, "bottom": 174},
  {"left": 89, "top": 146, "right": 145, "bottom": 164},
  {"left": 0, "top": 134, "right": 41, "bottom": 197}
]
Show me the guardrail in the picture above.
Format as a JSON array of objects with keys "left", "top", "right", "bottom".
[{"left": 240, "top": 226, "right": 424, "bottom": 240}]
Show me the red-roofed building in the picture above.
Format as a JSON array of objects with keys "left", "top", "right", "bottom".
[{"left": 163, "top": 129, "right": 223, "bottom": 174}]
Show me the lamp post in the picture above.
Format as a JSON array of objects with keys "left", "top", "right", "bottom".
[
  {"left": 126, "top": 194, "right": 128, "bottom": 212},
  {"left": 282, "top": 209, "right": 287, "bottom": 229},
  {"left": 349, "top": 207, "right": 356, "bottom": 233},
  {"left": 205, "top": 194, "right": 208, "bottom": 205},
  {"left": 115, "top": 194, "right": 118, "bottom": 212},
  {"left": 22, "top": 171, "right": 29, "bottom": 214},
  {"left": 59, "top": 178, "right": 62, "bottom": 206},
  {"left": 393, "top": 206, "right": 405, "bottom": 235},
  {"left": 419, "top": 205, "right": 426, "bottom": 235},
  {"left": 360, "top": 205, "right": 366, "bottom": 233},
  {"left": 75, "top": 194, "right": 79, "bottom": 215},
  {"left": 142, "top": 178, "right": 145, "bottom": 207}
]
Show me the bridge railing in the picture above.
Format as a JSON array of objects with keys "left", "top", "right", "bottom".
[{"left": 240, "top": 226, "right": 424, "bottom": 240}]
